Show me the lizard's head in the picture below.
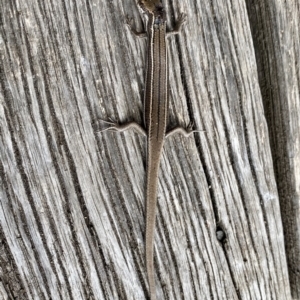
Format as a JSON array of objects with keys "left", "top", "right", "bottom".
[{"left": 138, "top": 0, "right": 165, "bottom": 18}]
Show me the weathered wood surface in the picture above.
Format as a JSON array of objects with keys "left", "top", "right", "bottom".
[
  {"left": 0, "top": 0, "right": 296, "bottom": 299},
  {"left": 246, "top": 0, "right": 300, "bottom": 298}
]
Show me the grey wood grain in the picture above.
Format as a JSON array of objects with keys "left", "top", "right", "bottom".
[
  {"left": 0, "top": 0, "right": 293, "bottom": 299},
  {"left": 246, "top": 0, "right": 300, "bottom": 298}
]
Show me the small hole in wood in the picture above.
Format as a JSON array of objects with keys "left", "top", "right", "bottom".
[{"left": 216, "top": 226, "right": 226, "bottom": 242}]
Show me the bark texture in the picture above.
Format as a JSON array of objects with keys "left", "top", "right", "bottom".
[
  {"left": 245, "top": 1, "right": 300, "bottom": 298},
  {"left": 0, "top": 0, "right": 297, "bottom": 299}
]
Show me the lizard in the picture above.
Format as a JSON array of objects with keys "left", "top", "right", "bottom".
[{"left": 100, "top": 1, "right": 197, "bottom": 298}]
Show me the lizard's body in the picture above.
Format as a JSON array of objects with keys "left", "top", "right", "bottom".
[{"left": 101, "top": 1, "right": 193, "bottom": 299}]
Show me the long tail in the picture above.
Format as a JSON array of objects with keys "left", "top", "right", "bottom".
[{"left": 145, "top": 161, "right": 160, "bottom": 300}]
